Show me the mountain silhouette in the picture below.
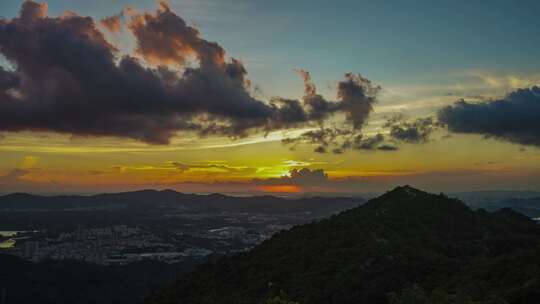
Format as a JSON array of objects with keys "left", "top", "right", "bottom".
[
  {"left": 146, "top": 186, "right": 540, "bottom": 304},
  {"left": 0, "top": 190, "right": 362, "bottom": 215}
]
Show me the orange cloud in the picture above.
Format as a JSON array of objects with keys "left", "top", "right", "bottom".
[
  {"left": 126, "top": 1, "right": 224, "bottom": 66},
  {"left": 20, "top": 0, "right": 48, "bottom": 21},
  {"left": 100, "top": 14, "right": 122, "bottom": 33}
]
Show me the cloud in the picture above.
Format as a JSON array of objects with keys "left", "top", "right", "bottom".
[
  {"left": 338, "top": 73, "right": 380, "bottom": 129},
  {"left": 294, "top": 68, "right": 338, "bottom": 122},
  {"left": 0, "top": 1, "right": 380, "bottom": 145},
  {"left": 0, "top": 155, "right": 45, "bottom": 189},
  {"left": 20, "top": 0, "right": 48, "bottom": 21},
  {"left": 128, "top": 1, "right": 225, "bottom": 67},
  {"left": 468, "top": 71, "right": 540, "bottom": 91},
  {"left": 110, "top": 161, "right": 256, "bottom": 177},
  {"left": 102, "top": 165, "right": 353, "bottom": 194},
  {"left": 254, "top": 168, "right": 329, "bottom": 186},
  {"left": 342, "top": 133, "right": 399, "bottom": 152},
  {"left": 286, "top": 112, "right": 439, "bottom": 153},
  {"left": 385, "top": 116, "right": 436, "bottom": 144},
  {"left": 249, "top": 168, "right": 349, "bottom": 193},
  {"left": 438, "top": 86, "right": 540, "bottom": 147},
  {"left": 283, "top": 127, "right": 396, "bottom": 154},
  {"left": 0, "top": 65, "right": 19, "bottom": 91},
  {"left": 282, "top": 127, "right": 349, "bottom": 153},
  {"left": 294, "top": 69, "right": 380, "bottom": 126},
  {"left": 377, "top": 144, "right": 398, "bottom": 151},
  {"left": 171, "top": 161, "right": 256, "bottom": 175},
  {"left": 314, "top": 146, "right": 327, "bottom": 154},
  {"left": 0, "top": 168, "right": 30, "bottom": 184},
  {"left": 100, "top": 13, "right": 122, "bottom": 33},
  {"left": 20, "top": 156, "right": 40, "bottom": 169},
  {"left": 354, "top": 133, "right": 384, "bottom": 150},
  {"left": 0, "top": 166, "right": 65, "bottom": 193},
  {"left": 280, "top": 70, "right": 382, "bottom": 153},
  {"left": 0, "top": 1, "right": 267, "bottom": 144},
  {"left": 172, "top": 162, "right": 190, "bottom": 172}
]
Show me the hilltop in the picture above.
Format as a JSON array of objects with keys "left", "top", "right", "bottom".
[{"left": 147, "top": 186, "right": 540, "bottom": 304}]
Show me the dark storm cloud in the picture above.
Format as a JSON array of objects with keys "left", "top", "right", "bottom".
[
  {"left": 314, "top": 146, "right": 327, "bottom": 153},
  {"left": 337, "top": 73, "right": 380, "bottom": 129},
  {"left": 0, "top": 1, "right": 380, "bottom": 144},
  {"left": 386, "top": 117, "right": 436, "bottom": 143},
  {"left": 0, "top": 66, "right": 19, "bottom": 94},
  {"left": 281, "top": 71, "right": 382, "bottom": 153},
  {"left": 438, "top": 86, "right": 540, "bottom": 147},
  {"left": 283, "top": 127, "right": 395, "bottom": 154},
  {"left": 294, "top": 69, "right": 339, "bottom": 122},
  {"left": 341, "top": 133, "right": 397, "bottom": 152},
  {"left": 0, "top": 2, "right": 205, "bottom": 144},
  {"left": 294, "top": 69, "right": 380, "bottom": 125},
  {"left": 377, "top": 144, "right": 398, "bottom": 151},
  {"left": 282, "top": 127, "right": 350, "bottom": 154},
  {"left": 354, "top": 133, "right": 386, "bottom": 150}
]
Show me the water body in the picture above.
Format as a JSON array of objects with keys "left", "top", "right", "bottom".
[
  {"left": 0, "top": 239, "right": 15, "bottom": 248},
  {"left": 0, "top": 231, "right": 20, "bottom": 237},
  {"left": 0, "top": 231, "right": 24, "bottom": 249}
]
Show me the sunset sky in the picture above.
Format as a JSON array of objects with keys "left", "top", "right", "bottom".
[{"left": 0, "top": 0, "right": 539, "bottom": 194}]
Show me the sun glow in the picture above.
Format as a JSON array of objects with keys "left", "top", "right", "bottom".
[{"left": 257, "top": 185, "right": 302, "bottom": 193}]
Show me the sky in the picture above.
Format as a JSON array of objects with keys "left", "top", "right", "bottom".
[{"left": 0, "top": 0, "right": 539, "bottom": 195}]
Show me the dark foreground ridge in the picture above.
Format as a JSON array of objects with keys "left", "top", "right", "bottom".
[
  {"left": 147, "top": 186, "right": 540, "bottom": 304},
  {"left": 0, "top": 253, "right": 195, "bottom": 304}
]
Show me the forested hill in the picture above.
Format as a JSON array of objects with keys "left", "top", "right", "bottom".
[{"left": 146, "top": 186, "right": 540, "bottom": 304}]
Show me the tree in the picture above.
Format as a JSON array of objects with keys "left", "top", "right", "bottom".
[{"left": 261, "top": 291, "right": 299, "bottom": 304}]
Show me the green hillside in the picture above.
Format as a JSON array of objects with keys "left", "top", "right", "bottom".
[{"left": 146, "top": 186, "right": 540, "bottom": 304}]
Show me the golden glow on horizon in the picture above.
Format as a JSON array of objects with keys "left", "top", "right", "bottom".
[
  {"left": 1, "top": 130, "right": 538, "bottom": 193},
  {"left": 257, "top": 185, "right": 302, "bottom": 193}
]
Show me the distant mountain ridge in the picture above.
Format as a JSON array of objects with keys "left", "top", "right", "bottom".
[
  {"left": 0, "top": 189, "right": 363, "bottom": 214},
  {"left": 464, "top": 196, "right": 540, "bottom": 218},
  {"left": 146, "top": 186, "right": 540, "bottom": 304}
]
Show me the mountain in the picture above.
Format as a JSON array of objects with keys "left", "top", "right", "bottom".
[
  {"left": 146, "top": 186, "right": 540, "bottom": 304},
  {"left": 464, "top": 196, "right": 540, "bottom": 218},
  {"left": 0, "top": 254, "right": 197, "bottom": 304},
  {"left": 0, "top": 190, "right": 362, "bottom": 215},
  {"left": 449, "top": 191, "right": 540, "bottom": 218},
  {"left": 451, "top": 191, "right": 540, "bottom": 202}
]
